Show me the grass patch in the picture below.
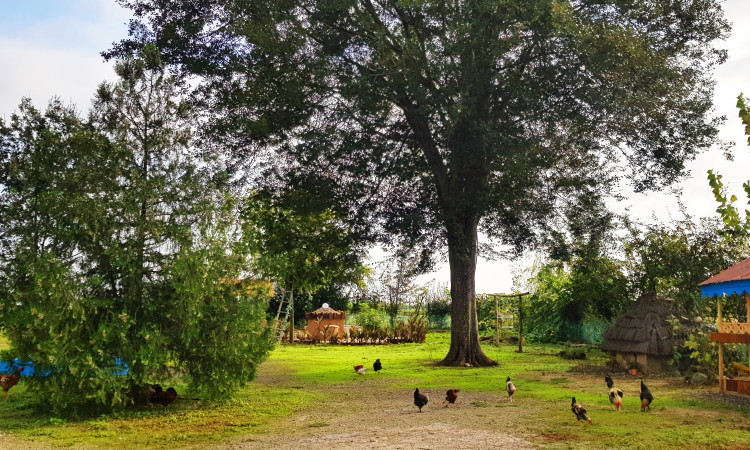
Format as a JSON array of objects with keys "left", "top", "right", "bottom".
[
  {"left": 0, "top": 334, "right": 10, "bottom": 352},
  {"left": 0, "top": 383, "right": 318, "bottom": 448},
  {"left": 0, "top": 333, "right": 748, "bottom": 448}
]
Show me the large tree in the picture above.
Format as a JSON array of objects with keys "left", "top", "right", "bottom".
[{"left": 109, "top": 0, "right": 729, "bottom": 366}]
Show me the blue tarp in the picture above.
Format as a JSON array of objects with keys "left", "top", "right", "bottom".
[
  {"left": 0, "top": 358, "right": 129, "bottom": 377},
  {"left": 0, "top": 359, "right": 39, "bottom": 376},
  {"left": 700, "top": 280, "right": 750, "bottom": 298}
]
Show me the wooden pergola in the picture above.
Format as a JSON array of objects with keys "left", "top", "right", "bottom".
[{"left": 699, "top": 257, "right": 750, "bottom": 396}]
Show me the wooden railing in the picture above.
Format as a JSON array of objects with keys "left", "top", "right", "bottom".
[{"left": 718, "top": 322, "right": 750, "bottom": 335}]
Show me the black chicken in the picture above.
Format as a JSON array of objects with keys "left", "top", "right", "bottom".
[
  {"left": 640, "top": 380, "right": 653, "bottom": 412},
  {"left": 414, "top": 388, "right": 429, "bottom": 412},
  {"left": 374, "top": 359, "right": 382, "bottom": 373}
]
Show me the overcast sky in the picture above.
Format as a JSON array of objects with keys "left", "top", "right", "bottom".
[{"left": 1, "top": 0, "right": 749, "bottom": 293}]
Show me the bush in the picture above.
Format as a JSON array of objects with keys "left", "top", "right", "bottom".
[
  {"left": 0, "top": 251, "right": 274, "bottom": 414},
  {"left": 559, "top": 348, "right": 587, "bottom": 360}
]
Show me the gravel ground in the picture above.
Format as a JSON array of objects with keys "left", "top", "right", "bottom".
[{"left": 221, "top": 371, "right": 536, "bottom": 450}]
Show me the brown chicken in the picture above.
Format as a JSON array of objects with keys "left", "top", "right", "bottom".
[
  {"left": 443, "top": 389, "right": 460, "bottom": 407},
  {"left": 150, "top": 386, "right": 178, "bottom": 409},
  {"left": 571, "top": 397, "right": 592, "bottom": 424},
  {"left": 0, "top": 368, "right": 23, "bottom": 398}
]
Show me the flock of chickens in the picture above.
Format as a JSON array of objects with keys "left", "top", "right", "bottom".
[
  {"left": 572, "top": 375, "right": 653, "bottom": 424},
  {"left": 0, "top": 358, "right": 654, "bottom": 424},
  {"left": 355, "top": 360, "right": 654, "bottom": 424}
]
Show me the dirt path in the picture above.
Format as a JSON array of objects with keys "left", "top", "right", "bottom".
[{"left": 220, "top": 362, "right": 536, "bottom": 449}]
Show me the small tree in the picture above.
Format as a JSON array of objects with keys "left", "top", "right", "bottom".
[
  {"left": 0, "top": 47, "right": 273, "bottom": 414},
  {"left": 241, "top": 189, "right": 367, "bottom": 341}
]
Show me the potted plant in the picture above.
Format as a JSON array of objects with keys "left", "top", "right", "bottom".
[{"left": 628, "top": 361, "right": 644, "bottom": 375}]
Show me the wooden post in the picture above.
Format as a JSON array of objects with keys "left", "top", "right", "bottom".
[
  {"left": 718, "top": 295, "right": 723, "bottom": 392},
  {"left": 518, "top": 294, "right": 524, "bottom": 353},
  {"left": 495, "top": 295, "right": 500, "bottom": 345},
  {"left": 719, "top": 342, "right": 725, "bottom": 393},
  {"left": 288, "top": 288, "right": 295, "bottom": 344},
  {"left": 717, "top": 294, "right": 722, "bottom": 326},
  {"left": 492, "top": 292, "right": 530, "bottom": 353}
]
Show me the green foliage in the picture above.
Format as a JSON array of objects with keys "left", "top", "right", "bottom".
[
  {"left": 624, "top": 213, "right": 748, "bottom": 313},
  {"left": 352, "top": 304, "right": 386, "bottom": 331},
  {"left": 525, "top": 255, "right": 629, "bottom": 344},
  {"left": 0, "top": 48, "right": 272, "bottom": 414},
  {"left": 707, "top": 92, "right": 750, "bottom": 237},
  {"left": 242, "top": 190, "right": 365, "bottom": 295}
]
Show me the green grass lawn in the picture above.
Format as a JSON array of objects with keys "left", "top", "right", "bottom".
[{"left": 0, "top": 333, "right": 748, "bottom": 448}]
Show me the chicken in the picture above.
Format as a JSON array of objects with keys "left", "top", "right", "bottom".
[
  {"left": 640, "top": 380, "right": 653, "bottom": 412},
  {"left": 443, "top": 389, "right": 460, "bottom": 407},
  {"left": 150, "top": 386, "right": 178, "bottom": 409},
  {"left": 571, "top": 397, "right": 592, "bottom": 424},
  {"left": 373, "top": 359, "right": 382, "bottom": 373},
  {"left": 414, "top": 388, "right": 429, "bottom": 412},
  {"left": 605, "top": 375, "right": 623, "bottom": 410},
  {"left": 353, "top": 364, "right": 364, "bottom": 373},
  {"left": 355, "top": 366, "right": 367, "bottom": 376},
  {"left": 0, "top": 368, "right": 23, "bottom": 399},
  {"left": 506, "top": 377, "right": 516, "bottom": 402}
]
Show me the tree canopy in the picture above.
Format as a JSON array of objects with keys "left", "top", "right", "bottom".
[{"left": 110, "top": 0, "right": 729, "bottom": 366}]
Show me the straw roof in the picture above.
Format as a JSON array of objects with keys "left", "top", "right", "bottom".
[
  {"left": 305, "top": 306, "right": 346, "bottom": 320},
  {"left": 600, "top": 294, "right": 674, "bottom": 356}
]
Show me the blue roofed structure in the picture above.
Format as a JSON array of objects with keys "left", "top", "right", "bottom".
[
  {"left": 699, "top": 257, "right": 750, "bottom": 298},
  {"left": 699, "top": 257, "right": 750, "bottom": 396}
]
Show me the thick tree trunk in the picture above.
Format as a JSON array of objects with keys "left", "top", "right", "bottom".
[{"left": 439, "top": 215, "right": 496, "bottom": 367}]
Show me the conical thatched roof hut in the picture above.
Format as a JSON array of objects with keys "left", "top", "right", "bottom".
[{"left": 600, "top": 294, "right": 674, "bottom": 374}]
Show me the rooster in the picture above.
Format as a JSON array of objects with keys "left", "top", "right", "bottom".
[
  {"left": 640, "top": 380, "right": 653, "bottom": 412},
  {"left": 150, "top": 386, "right": 178, "bottom": 409},
  {"left": 373, "top": 359, "right": 382, "bottom": 373},
  {"left": 571, "top": 397, "right": 592, "bottom": 424},
  {"left": 506, "top": 377, "right": 516, "bottom": 402},
  {"left": 443, "top": 389, "right": 460, "bottom": 407},
  {"left": 605, "top": 375, "right": 623, "bottom": 410},
  {"left": 414, "top": 388, "right": 429, "bottom": 412},
  {"left": 0, "top": 368, "right": 23, "bottom": 399},
  {"left": 354, "top": 365, "right": 367, "bottom": 376}
]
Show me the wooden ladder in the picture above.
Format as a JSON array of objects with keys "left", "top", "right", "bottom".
[{"left": 274, "top": 290, "right": 292, "bottom": 342}]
